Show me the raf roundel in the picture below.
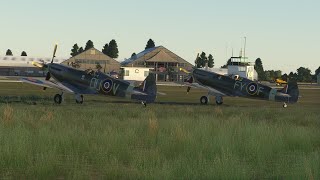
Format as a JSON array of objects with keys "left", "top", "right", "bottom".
[
  {"left": 101, "top": 79, "right": 113, "bottom": 93},
  {"left": 246, "top": 82, "right": 258, "bottom": 95}
]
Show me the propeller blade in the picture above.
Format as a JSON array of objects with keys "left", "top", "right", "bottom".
[
  {"left": 51, "top": 44, "right": 58, "bottom": 63},
  {"left": 179, "top": 68, "right": 191, "bottom": 74},
  {"left": 32, "top": 61, "right": 44, "bottom": 68},
  {"left": 45, "top": 72, "right": 51, "bottom": 81}
]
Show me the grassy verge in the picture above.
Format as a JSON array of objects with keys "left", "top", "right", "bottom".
[{"left": 0, "top": 83, "right": 319, "bottom": 178}]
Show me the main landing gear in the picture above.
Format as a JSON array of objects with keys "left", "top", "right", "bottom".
[
  {"left": 199, "top": 96, "right": 223, "bottom": 105},
  {"left": 54, "top": 93, "right": 84, "bottom": 104},
  {"left": 54, "top": 93, "right": 63, "bottom": 104},
  {"left": 75, "top": 94, "right": 84, "bottom": 104}
]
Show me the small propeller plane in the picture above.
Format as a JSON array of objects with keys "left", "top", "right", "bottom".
[
  {"left": 20, "top": 45, "right": 157, "bottom": 106},
  {"left": 181, "top": 57, "right": 299, "bottom": 108}
]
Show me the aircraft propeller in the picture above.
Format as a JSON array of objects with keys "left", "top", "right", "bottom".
[{"left": 31, "top": 44, "right": 57, "bottom": 90}]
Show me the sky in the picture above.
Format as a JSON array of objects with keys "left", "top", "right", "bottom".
[{"left": 1, "top": 0, "right": 319, "bottom": 74}]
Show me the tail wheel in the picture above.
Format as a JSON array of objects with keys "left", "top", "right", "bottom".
[
  {"left": 141, "top": 101, "right": 147, "bottom": 107},
  {"left": 200, "top": 96, "right": 208, "bottom": 105},
  {"left": 283, "top": 102, "right": 288, "bottom": 108},
  {"left": 54, "top": 94, "right": 62, "bottom": 104},
  {"left": 215, "top": 96, "right": 223, "bottom": 105},
  {"left": 76, "top": 95, "right": 84, "bottom": 104}
]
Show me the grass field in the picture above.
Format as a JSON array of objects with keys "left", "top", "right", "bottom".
[{"left": 0, "top": 82, "right": 320, "bottom": 179}]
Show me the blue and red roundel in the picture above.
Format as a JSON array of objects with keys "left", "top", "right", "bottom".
[{"left": 101, "top": 79, "right": 113, "bottom": 93}]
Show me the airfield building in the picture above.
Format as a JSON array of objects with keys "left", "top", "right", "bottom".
[
  {"left": 121, "top": 46, "right": 193, "bottom": 82},
  {"left": 0, "top": 56, "right": 67, "bottom": 76},
  {"left": 62, "top": 48, "right": 120, "bottom": 74}
]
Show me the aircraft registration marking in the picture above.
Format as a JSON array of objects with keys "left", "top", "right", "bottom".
[
  {"left": 90, "top": 78, "right": 120, "bottom": 95},
  {"left": 234, "top": 81, "right": 264, "bottom": 96}
]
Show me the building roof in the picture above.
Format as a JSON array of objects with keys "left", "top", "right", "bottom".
[
  {"left": 146, "top": 50, "right": 178, "bottom": 63},
  {"left": 121, "top": 46, "right": 192, "bottom": 66},
  {"left": 64, "top": 48, "right": 120, "bottom": 65},
  {"left": 0, "top": 56, "right": 67, "bottom": 67}
]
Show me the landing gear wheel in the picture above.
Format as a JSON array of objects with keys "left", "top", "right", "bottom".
[
  {"left": 76, "top": 95, "right": 84, "bottom": 104},
  {"left": 54, "top": 94, "right": 62, "bottom": 104},
  {"left": 200, "top": 96, "right": 208, "bottom": 105},
  {"left": 141, "top": 101, "right": 147, "bottom": 107},
  {"left": 283, "top": 102, "right": 288, "bottom": 108},
  {"left": 215, "top": 96, "right": 223, "bottom": 105}
]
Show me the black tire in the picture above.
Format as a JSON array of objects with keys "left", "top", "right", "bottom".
[
  {"left": 76, "top": 95, "right": 84, "bottom": 104},
  {"left": 54, "top": 94, "right": 62, "bottom": 104},
  {"left": 215, "top": 96, "right": 223, "bottom": 105},
  {"left": 200, "top": 96, "right": 208, "bottom": 105}
]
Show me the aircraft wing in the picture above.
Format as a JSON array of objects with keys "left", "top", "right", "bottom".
[
  {"left": 20, "top": 77, "right": 74, "bottom": 93},
  {"left": 184, "top": 82, "right": 226, "bottom": 96}
]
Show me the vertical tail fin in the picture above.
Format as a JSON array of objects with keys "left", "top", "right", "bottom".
[
  {"left": 282, "top": 81, "right": 299, "bottom": 103},
  {"left": 132, "top": 73, "right": 157, "bottom": 103}
]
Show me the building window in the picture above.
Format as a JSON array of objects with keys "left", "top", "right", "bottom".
[
  {"left": 90, "top": 50, "right": 95, "bottom": 55},
  {"left": 125, "top": 70, "right": 129, "bottom": 76},
  {"left": 144, "top": 71, "right": 149, "bottom": 77}
]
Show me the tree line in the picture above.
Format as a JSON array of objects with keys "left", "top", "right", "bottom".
[
  {"left": 254, "top": 58, "right": 320, "bottom": 82},
  {"left": 3, "top": 49, "right": 28, "bottom": 56},
  {"left": 195, "top": 52, "right": 214, "bottom": 68}
]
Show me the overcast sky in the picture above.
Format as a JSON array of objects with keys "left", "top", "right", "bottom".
[{"left": 1, "top": 0, "right": 319, "bottom": 73}]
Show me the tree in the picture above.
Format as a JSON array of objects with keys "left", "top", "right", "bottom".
[
  {"left": 131, "top": 52, "right": 136, "bottom": 58},
  {"left": 145, "top": 39, "right": 155, "bottom": 50},
  {"left": 195, "top": 52, "right": 206, "bottom": 68},
  {"left": 102, "top": 43, "right": 109, "bottom": 55},
  {"left": 208, "top": 54, "right": 214, "bottom": 68},
  {"left": 254, "top": 58, "right": 265, "bottom": 80},
  {"left": 78, "top": 47, "right": 84, "bottom": 54},
  {"left": 106, "top": 39, "right": 119, "bottom": 58},
  {"left": 6, "top": 49, "right": 13, "bottom": 56},
  {"left": 200, "top": 52, "right": 207, "bottom": 68},
  {"left": 281, "top": 73, "right": 288, "bottom": 81},
  {"left": 315, "top": 66, "right": 320, "bottom": 76},
  {"left": 21, "top": 51, "right": 27, "bottom": 56},
  {"left": 70, "top": 43, "right": 79, "bottom": 57},
  {"left": 85, "top": 40, "right": 94, "bottom": 50},
  {"left": 297, "top": 67, "right": 312, "bottom": 82},
  {"left": 314, "top": 66, "right": 320, "bottom": 82}
]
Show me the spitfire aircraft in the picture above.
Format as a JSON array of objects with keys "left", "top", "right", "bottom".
[
  {"left": 20, "top": 45, "right": 157, "bottom": 106},
  {"left": 181, "top": 67, "right": 299, "bottom": 108}
]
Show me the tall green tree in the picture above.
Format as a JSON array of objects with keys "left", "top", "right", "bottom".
[
  {"left": 70, "top": 43, "right": 79, "bottom": 57},
  {"left": 315, "top": 66, "right": 320, "bottom": 76},
  {"left": 102, "top": 43, "right": 109, "bottom": 55},
  {"left": 78, "top": 47, "right": 84, "bottom": 54},
  {"left": 85, "top": 40, "right": 94, "bottom": 50},
  {"left": 21, "top": 51, "right": 27, "bottom": 56},
  {"left": 6, "top": 49, "right": 13, "bottom": 56},
  {"left": 145, "top": 39, "right": 155, "bottom": 50},
  {"left": 200, "top": 52, "right": 207, "bottom": 68},
  {"left": 254, "top": 58, "right": 265, "bottom": 80},
  {"left": 297, "top": 67, "right": 312, "bottom": 82},
  {"left": 208, "top": 54, "right": 214, "bottom": 68},
  {"left": 106, "top": 39, "right": 119, "bottom": 58},
  {"left": 131, "top": 52, "right": 137, "bottom": 59}
]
